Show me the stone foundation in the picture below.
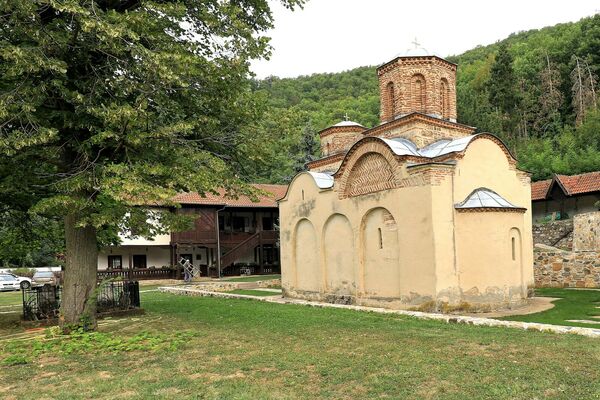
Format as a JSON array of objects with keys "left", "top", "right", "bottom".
[
  {"left": 534, "top": 247, "right": 600, "bottom": 288},
  {"left": 282, "top": 286, "right": 528, "bottom": 313}
]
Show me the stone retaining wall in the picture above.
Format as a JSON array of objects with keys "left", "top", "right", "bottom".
[
  {"left": 534, "top": 248, "right": 600, "bottom": 288},
  {"left": 532, "top": 219, "right": 573, "bottom": 250},
  {"left": 574, "top": 211, "right": 600, "bottom": 251}
]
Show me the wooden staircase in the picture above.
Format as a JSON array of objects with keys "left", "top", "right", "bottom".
[{"left": 220, "top": 232, "right": 261, "bottom": 269}]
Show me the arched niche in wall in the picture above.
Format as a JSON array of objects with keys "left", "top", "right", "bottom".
[
  {"left": 360, "top": 207, "right": 400, "bottom": 297},
  {"left": 385, "top": 81, "right": 395, "bottom": 120},
  {"left": 440, "top": 78, "right": 450, "bottom": 119},
  {"left": 293, "top": 219, "right": 320, "bottom": 292},
  {"left": 322, "top": 213, "right": 355, "bottom": 296},
  {"left": 411, "top": 73, "right": 426, "bottom": 113}
]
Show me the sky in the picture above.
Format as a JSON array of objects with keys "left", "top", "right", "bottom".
[{"left": 250, "top": 0, "right": 599, "bottom": 79}]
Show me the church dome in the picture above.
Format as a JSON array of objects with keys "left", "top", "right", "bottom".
[{"left": 332, "top": 120, "right": 364, "bottom": 128}]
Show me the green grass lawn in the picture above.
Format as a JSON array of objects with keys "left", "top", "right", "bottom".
[
  {"left": 0, "top": 290, "right": 21, "bottom": 307},
  {"left": 0, "top": 290, "right": 23, "bottom": 334},
  {"left": 220, "top": 274, "right": 281, "bottom": 282},
  {"left": 1, "top": 289, "right": 599, "bottom": 399},
  {"left": 500, "top": 288, "right": 600, "bottom": 328},
  {"left": 225, "top": 289, "right": 282, "bottom": 297}
]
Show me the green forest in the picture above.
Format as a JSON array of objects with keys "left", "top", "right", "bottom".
[{"left": 248, "top": 14, "right": 600, "bottom": 183}]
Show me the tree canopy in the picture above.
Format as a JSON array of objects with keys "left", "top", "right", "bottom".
[{"left": 0, "top": 0, "right": 304, "bottom": 329}]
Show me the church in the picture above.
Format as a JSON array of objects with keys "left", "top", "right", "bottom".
[{"left": 278, "top": 48, "right": 534, "bottom": 311}]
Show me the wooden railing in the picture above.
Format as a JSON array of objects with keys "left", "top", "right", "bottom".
[{"left": 97, "top": 268, "right": 177, "bottom": 281}]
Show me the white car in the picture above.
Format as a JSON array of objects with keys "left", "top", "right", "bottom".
[{"left": 0, "top": 273, "right": 32, "bottom": 291}]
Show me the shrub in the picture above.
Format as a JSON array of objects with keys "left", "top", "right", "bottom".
[{"left": 7, "top": 267, "right": 36, "bottom": 278}]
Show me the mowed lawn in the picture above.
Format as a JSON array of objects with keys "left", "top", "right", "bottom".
[
  {"left": 500, "top": 288, "right": 600, "bottom": 328},
  {"left": 0, "top": 290, "right": 599, "bottom": 399}
]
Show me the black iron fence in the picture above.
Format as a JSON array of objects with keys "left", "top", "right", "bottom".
[
  {"left": 22, "top": 281, "right": 141, "bottom": 321},
  {"left": 22, "top": 284, "right": 61, "bottom": 321}
]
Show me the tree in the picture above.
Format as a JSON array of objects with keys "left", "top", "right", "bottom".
[
  {"left": 292, "top": 120, "right": 320, "bottom": 175},
  {"left": 534, "top": 53, "right": 564, "bottom": 135},
  {"left": 571, "top": 55, "right": 598, "bottom": 125},
  {"left": 0, "top": 0, "right": 304, "bottom": 331},
  {"left": 488, "top": 43, "right": 520, "bottom": 139}
]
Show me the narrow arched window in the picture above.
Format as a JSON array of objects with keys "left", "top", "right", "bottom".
[
  {"left": 386, "top": 82, "right": 395, "bottom": 120},
  {"left": 378, "top": 227, "right": 383, "bottom": 249},
  {"left": 440, "top": 78, "right": 450, "bottom": 119},
  {"left": 301, "top": 190, "right": 305, "bottom": 201},
  {"left": 511, "top": 237, "right": 516, "bottom": 261},
  {"left": 411, "top": 74, "right": 426, "bottom": 113}
]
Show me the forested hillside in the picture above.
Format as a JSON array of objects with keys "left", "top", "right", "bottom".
[{"left": 249, "top": 14, "right": 600, "bottom": 182}]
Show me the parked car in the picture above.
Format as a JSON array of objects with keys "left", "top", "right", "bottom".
[
  {"left": 0, "top": 273, "right": 31, "bottom": 291},
  {"left": 4, "top": 273, "right": 33, "bottom": 289},
  {"left": 32, "top": 271, "right": 57, "bottom": 287}
]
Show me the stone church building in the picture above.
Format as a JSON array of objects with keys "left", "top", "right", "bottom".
[{"left": 279, "top": 49, "right": 534, "bottom": 311}]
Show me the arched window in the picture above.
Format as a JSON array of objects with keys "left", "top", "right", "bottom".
[
  {"left": 326, "top": 142, "right": 331, "bottom": 155},
  {"left": 511, "top": 237, "right": 516, "bottom": 261},
  {"left": 411, "top": 74, "right": 426, "bottom": 113},
  {"left": 440, "top": 78, "right": 450, "bottom": 119},
  {"left": 385, "top": 82, "right": 395, "bottom": 120}
]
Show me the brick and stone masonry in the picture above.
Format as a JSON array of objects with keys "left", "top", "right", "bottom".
[
  {"left": 534, "top": 247, "right": 600, "bottom": 288},
  {"left": 532, "top": 219, "right": 573, "bottom": 250},
  {"left": 573, "top": 211, "right": 600, "bottom": 251}
]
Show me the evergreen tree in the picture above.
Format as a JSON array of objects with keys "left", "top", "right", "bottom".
[
  {"left": 488, "top": 43, "right": 520, "bottom": 138},
  {"left": 293, "top": 120, "right": 320, "bottom": 175}
]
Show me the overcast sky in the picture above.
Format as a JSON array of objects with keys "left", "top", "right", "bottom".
[{"left": 250, "top": 0, "right": 598, "bottom": 79}]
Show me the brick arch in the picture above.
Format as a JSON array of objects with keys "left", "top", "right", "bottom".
[
  {"left": 334, "top": 138, "right": 401, "bottom": 199},
  {"left": 440, "top": 78, "right": 450, "bottom": 119},
  {"left": 411, "top": 73, "right": 427, "bottom": 113},
  {"left": 384, "top": 81, "right": 395, "bottom": 121}
]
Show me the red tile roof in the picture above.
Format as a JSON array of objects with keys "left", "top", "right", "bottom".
[
  {"left": 172, "top": 184, "right": 287, "bottom": 208},
  {"left": 555, "top": 172, "right": 600, "bottom": 196},
  {"left": 531, "top": 179, "right": 551, "bottom": 201},
  {"left": 531, "top": 171, "right": 600, "bottom": 200}
]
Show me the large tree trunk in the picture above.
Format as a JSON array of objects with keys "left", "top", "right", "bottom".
[{"left": 59, "top": 213, "right": 99, "bottom": 332}]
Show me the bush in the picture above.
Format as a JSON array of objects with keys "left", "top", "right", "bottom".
[{"left": 7, "top": 267, "right": 36, "bottom": 278}]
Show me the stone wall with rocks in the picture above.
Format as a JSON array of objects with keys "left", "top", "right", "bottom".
[
  {"left": 573, "top": 211, "right": 600, "bottom": 251},
  {"left": 534, "top": 247, "right": 600, "bottom": 288},
  {"left": 532, "top": 219, "right": 574, "bottom": 250}
]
